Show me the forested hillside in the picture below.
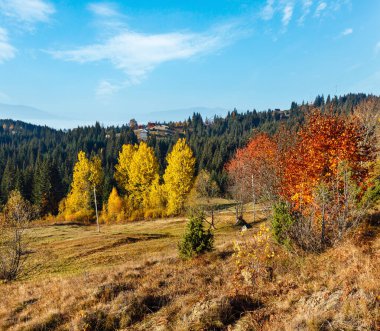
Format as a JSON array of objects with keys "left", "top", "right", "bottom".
[{"left": 0, "top": 93, "right": 373, "bottom": 216}]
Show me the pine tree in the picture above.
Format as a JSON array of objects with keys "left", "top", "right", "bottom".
[{"left": 1, "top": 159, "right": 16, "bottom": 202}]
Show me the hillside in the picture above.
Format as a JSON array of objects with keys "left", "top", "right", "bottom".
[
  {"left": 0, "top": 203, "right": 378, "bottom": 330},
  {"left": 0, "top": 93, "right": 379, "bottom": 330}
]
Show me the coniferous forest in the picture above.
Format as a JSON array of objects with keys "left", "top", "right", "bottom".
[{"left": 0, "top": 93, "right": 370, "bottom": 216}]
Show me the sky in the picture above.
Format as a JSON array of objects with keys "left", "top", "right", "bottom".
[{"left": 0, "top": 0, "right": 379, "bottom": 128}]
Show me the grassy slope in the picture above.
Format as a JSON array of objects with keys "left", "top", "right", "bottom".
[{"left": 0, "top": 204, "right": 378, "bottom": 330}]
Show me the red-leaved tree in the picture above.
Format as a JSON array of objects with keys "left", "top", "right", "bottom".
[
  {"left": 282, "top": 110, "right": 372, "bottom": 248},
  {"left": 226, "top": 133, "right": 279, "bottom": 222}
]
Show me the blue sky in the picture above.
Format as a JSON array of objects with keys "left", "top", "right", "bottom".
[{"left": 0, "top": 0, "right": 379, "bottom": 128}]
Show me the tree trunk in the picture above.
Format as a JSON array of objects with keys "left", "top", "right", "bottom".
[
  {"left": 210, "top": 209, "right": 216, "bottom": 229},
  {"left": 252, "top": 174, "right": 256, "bottom": 223},
  {"left": 321, "top": 194, "right": 326, "bottom": 247},
  {"left": 93, "top": 186, "right": 100, "bottom": 233}
]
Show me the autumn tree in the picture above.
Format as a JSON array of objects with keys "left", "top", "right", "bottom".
[
  {"left": 282, "top": 110, "right": 372, "bottom": 248},
  {"left": 164, "top": 138, "right": 195, "bottom": 216},
  {"left": 60, "top": 151, "right": 103, "bottom": 226},
  {"left": 114, "top": 142, "right": 160, "bottom": 219},
  {"left": 127, "top": 142, "right": 159, "bottom": 209},
  {"left": 104, "top": 187, "right": 124, "bottom": 223},
  {"left": 89, "top": 155, "right": 103, "bottom": 232},
  {"left": 115, "top": 144, "right": 137, "bottom": 194},
  {"left": 226, "top": 133, "right": 278, "bottom": 222},
  {"left": 144, "top": 176, "right": 166, "bottom": 218},
  {"left": 0, "top": 190, "right": 33, "bottom": 280},
  {"left": 354, "top": 98, "right": 380, "bottom": 206}
]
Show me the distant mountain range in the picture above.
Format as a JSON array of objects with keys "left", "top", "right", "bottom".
[
  {"left": 0, "top": 103, "right": 229, "bottom": 128},
  {"left": 0, "top": 103, "right": 59, "bottom": 122}
]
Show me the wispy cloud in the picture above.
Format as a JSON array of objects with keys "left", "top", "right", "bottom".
[
  {"left": 261, "top": 0, "right": 275, "bottom": 20},
  {"left": 88, "top": 2, "right": 119, "bottom": 17},
  {"left": 282, "top": 3, "right": 294, "bottom": 26},
  {"left": 50, "top": 22, "right": 244, "bottom": 86},
  {"left": 315, "top": 1, "right": 327, "bottom": 17},
  {"left": 96, "top": 80, "right": 124, "bottom": 98},
  {"left": 298, "top": 0, "right": 313, "bottom": 24},
  {"left": 341, "top": 28, "right": 353, "bottom": 36},
  {"left": 0, "top": 0, "right": 55, "bottom": 23},
  {"left": 0, "top": 27, "right": 16, "bottom": 64}
]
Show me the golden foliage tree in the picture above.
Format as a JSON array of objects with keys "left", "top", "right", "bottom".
[
  {"left": 60, "top": 151, "right": 103, "bottom": 225},
  {"left": 104, "top": 187, "right": 124, "bottom": 223},
  {"left": 0, "top": 190, "right": 33, "bottom": 280},
  {"left": 64, "top": 151, "right": 92, "bottom": 215},
  {"left": 127, "top": 142, "right": 159, "bottom": 208},
  {"left": 115, "top": 144, "right": 137, "bottom": 193},
  {"left": 144, "top": 175, "right": 166, "bottom": 219},
  {"left": 89, "top": 155, "right": 103, "bottom": 231},
  {"left": 164, "top": 138, "right": 195, "bottom": 215},
  {"left": 114, "top": 142, "right": 160, "bottom": 219}
]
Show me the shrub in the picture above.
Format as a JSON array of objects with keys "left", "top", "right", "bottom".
[
  {"left": 271, "top": 202, "right": 295, "bottom": 247},
  {"left": 233, "top": 224, "right": 276, "bottom": 286},
  {"left": 178, "top": 211, "right": 213, "bottom": 259},
  {"left": 0, "top": 190, "right": 32, "bottom": 281},
  {"left": 143, "top": 208, "right": 164, "bottom": 220}
]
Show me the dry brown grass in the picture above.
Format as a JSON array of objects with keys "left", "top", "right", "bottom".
[{"left": 0, "top": 203, "right": 378, "bottom": 330}]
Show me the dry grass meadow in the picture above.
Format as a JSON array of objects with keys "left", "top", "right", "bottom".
[{"left": 0, "top": 201, "right": 379, "bottom": 330}]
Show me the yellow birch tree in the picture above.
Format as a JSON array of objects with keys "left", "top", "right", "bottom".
[
  {"left": 127, "top": 142, "right": 159, "bottom": 208},
  {"left": 164, "top": 138, "right": 195, "bottom": 215},
  {"left": 60, "top": 151, "right": 103, "bottom": 226},
  {"left": 115, "top": 144, "right": 137, "bottom": 193}
]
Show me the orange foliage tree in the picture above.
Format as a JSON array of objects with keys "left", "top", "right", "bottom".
[
  {"left": 226, "top": 133, "right": 279, "bottom": 222},
  {"left": 282, "top": 110, "right": 372, "bottom": 247}
]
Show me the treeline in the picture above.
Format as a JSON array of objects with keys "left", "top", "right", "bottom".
[{"left": 0, "top": 93, "right": 374, "bottom": 217}]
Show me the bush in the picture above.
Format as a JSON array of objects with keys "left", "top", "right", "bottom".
[
  {"left": 178, "top": 211, "right": 213, "bottom": 259},
  {"left": 271, "top": 202, "right": 295, "bottom": 247},
  {"left": 63, "top": 209, "right": 94, "bottom": 224},
  {"left": 361, "top": 179, "right": 380, "bottom": 207},
  {"left": 233, "top": 224, "right": 276, "bottom": 285},
  {"left": 0, "top": 190, "right": 32, "bottom": 281},
  {"left": 143, "top": 208, "right": 164, "bottom": 220}
]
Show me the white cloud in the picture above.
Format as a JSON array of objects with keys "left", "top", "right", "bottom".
[
  {"left": 298, "top": 0, "right": 313, "bottom": 23},
  {"left": 50, "top": 23, "right": 242, "bottom": 85},
  {"left": 315, "top": 2, "right": 327, "bottom": 17},
  {"left": 282, "top": 3, "right": 294, "bottom": 26},
  {"left": 0, "top": 0, "right": 55, "bottom": 23},
  {"left": 341, "top": 28, "right": 353, "bottom": 36},
  {"left": 88, "top": 3, "right": 119, "bottom": 17},
  {"left": 0, "top": 27, "right": 16, "bottom": 64},
  {"left": 261, "top": 0, "right": 275, "bottom": 20},
  {"left": 96, "top": 80, "right": 123, "bottom": 97}
]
